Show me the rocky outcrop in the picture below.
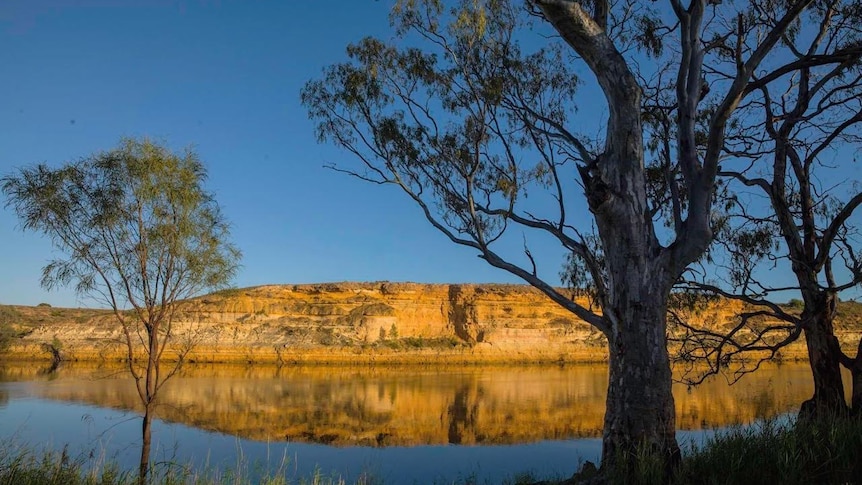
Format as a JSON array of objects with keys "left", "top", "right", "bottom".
[{"left": 3, "top": 282, "right": 849, "bottom": 364}]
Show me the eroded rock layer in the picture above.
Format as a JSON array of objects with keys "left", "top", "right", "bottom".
[{"left": 4, "top": 282, "right": 852, "bottom": 364}]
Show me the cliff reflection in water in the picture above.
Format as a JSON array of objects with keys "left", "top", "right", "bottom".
[{"left": 0, "top": 363, "right": 827, "bottom": 446}]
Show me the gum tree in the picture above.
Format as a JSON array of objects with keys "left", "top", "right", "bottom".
[
  {"left": 1, "top": 138, "right": 241, "bottom": 482},
  {"left": 672, "top": 0, "right": 862, "bottom": 415},
  {"left": 303, "top": 0, "right": 822, "bottom": 474}
]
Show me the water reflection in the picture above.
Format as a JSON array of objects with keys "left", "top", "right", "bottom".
[{"left": 0, "top": 362, "right": 832, "bottom": 447}]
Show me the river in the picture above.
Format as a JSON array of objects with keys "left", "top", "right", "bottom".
[{"left": 0, "top": 362, "right": 836, "bottom": 483}]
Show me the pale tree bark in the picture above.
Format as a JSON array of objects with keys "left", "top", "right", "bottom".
[{"left": 535, "top": 0, "right": 810, "bottom": 470}]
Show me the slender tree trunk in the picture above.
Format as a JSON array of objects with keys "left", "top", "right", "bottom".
[
  {"left": 139, "top": 403, "right": 153, "bottom": 484},
  {"left": 146, "top": 326, "right": 159, "bottom": 403},
  {"left": 799, "top": 297, "right": 847, "bottom": 418},
  {"left": 139, "top": 328, "right": 160, "bottom": 483},
  {"left": 601, "top": 292, "right": 680, "bottom": 478}
]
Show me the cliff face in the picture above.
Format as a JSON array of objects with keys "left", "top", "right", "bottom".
[{"left": 2, "top": 282, "right": 828, "bottom": 364}]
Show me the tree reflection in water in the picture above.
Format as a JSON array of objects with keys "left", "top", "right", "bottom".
[{"left": 0, "top": 362, "right": 842, "bottom": 447}]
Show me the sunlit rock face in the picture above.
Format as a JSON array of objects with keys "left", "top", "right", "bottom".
[{"left": 4, "top": 282, "right": 836, "bottom": 364}]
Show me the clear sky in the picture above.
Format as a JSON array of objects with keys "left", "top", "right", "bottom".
[
  {"left": 0, "top": 0, "right": 560, "bottom": 308},
  {"left": 1, "top": 1, "right": 859, "bottom": 308}
]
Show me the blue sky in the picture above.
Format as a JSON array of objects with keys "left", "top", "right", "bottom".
[
  {"left": 1, "top": 1, "right": 859, "bottom": 308},
  {"left": 0, "top": 0, "right": 560, "bottom": 307}
]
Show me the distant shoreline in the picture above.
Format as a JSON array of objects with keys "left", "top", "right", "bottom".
[{"left": 4, "top": 282, "right": 857, "bottom": 366}]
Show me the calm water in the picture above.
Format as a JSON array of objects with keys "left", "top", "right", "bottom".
[{"left": 0, "top": 362, "right": 830, "bottom": 483}]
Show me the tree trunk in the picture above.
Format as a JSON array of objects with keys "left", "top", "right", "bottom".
[
  {"left": 139, "top": 328, "right": 160, "bottom": 484},
  {"left": 146, "top": 327, "right": 159, "bottom": 404},
  {"left": 601, "top": 290, "right": 680, "bottom": 478},
  {"left": 799, "top": 300, "right": 847, "bottom": 418},
  {"left": 851, "top": 355, "right": 862, "bottom": 416},
  {"left": 139, "top": 404, "right": 153, "bottom": 484},
  {"left": 850, "top": 370, "right": 862, "bottom": 416}
]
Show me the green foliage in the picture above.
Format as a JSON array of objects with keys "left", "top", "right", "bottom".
[
  {"left": 388, "top": 323, "right": 398, "bottom": 339},
  {"left": 786, "top": 299, "right": 804, "bottom": 309},
  {"left": 564, "top": 416, "right": 862, "bottom": 485},
  {"left": 0, "top": 305, "right": 20, "bottom": 323},
  {"left": 381, "top": 336, "right": 463, "bottom": 350},
  {"left": 301, "top": 0, "right": 579, "bottom": 246},
  {"left": 0, "top": 306, "right": 21, "bottom": 352},
  {"left": 210, "top": 288, "right": 243, "bottom": 299},
  {"left": 40, "top": 335, "right": 64, "bottom": 364},
  {"left": 1, "top": 137, "right": 241, "bottom": 313},
  {"left": 0, "top": 324, "right": 17, "bottom": 353}
]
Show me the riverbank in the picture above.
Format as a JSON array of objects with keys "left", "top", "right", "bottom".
[
  {"left": 3, "top": 415, "right": 861, "bottom": 484},
  {"left": 3, "top": 283, "right": 860, "bottom": 365}
]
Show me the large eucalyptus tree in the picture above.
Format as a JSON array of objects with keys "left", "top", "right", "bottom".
[{"left": 303, "top": 0, "right": 823, "bottom": 473}]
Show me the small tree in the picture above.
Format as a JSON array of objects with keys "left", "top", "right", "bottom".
[{"left": 1, "top": 137, "right": 241, "bottom": 482}]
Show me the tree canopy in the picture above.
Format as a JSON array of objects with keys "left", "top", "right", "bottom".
[{"left": 3, "top": 138, "right": 240, "bottom": 313}]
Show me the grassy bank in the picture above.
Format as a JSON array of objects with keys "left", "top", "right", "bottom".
[
  {"left": 2, "top": 416, "right": 861, "bottom": 484},
  {"left": 671, "top": 415, "right": 862, "bottom": 484},
  {"left": 0, "top": 446, "right": 381, "bottom": 485},
  {"left": 593, "top": 415, "right": 862, "bottom": 485}
]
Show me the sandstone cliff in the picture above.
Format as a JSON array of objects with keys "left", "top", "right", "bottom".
[{"left": 3, "top": 282, "right": 858, "bottom": 364}]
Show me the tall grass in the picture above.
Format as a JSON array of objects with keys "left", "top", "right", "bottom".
[
  {"left": 557, "top": 415, "right": 862, "bottom": 485},
  {"left": 673, "top": 415, "right": 862, "bottom": 484},
  {"left": 0, "top": 443, "right": 378, "bottom": 485}
]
